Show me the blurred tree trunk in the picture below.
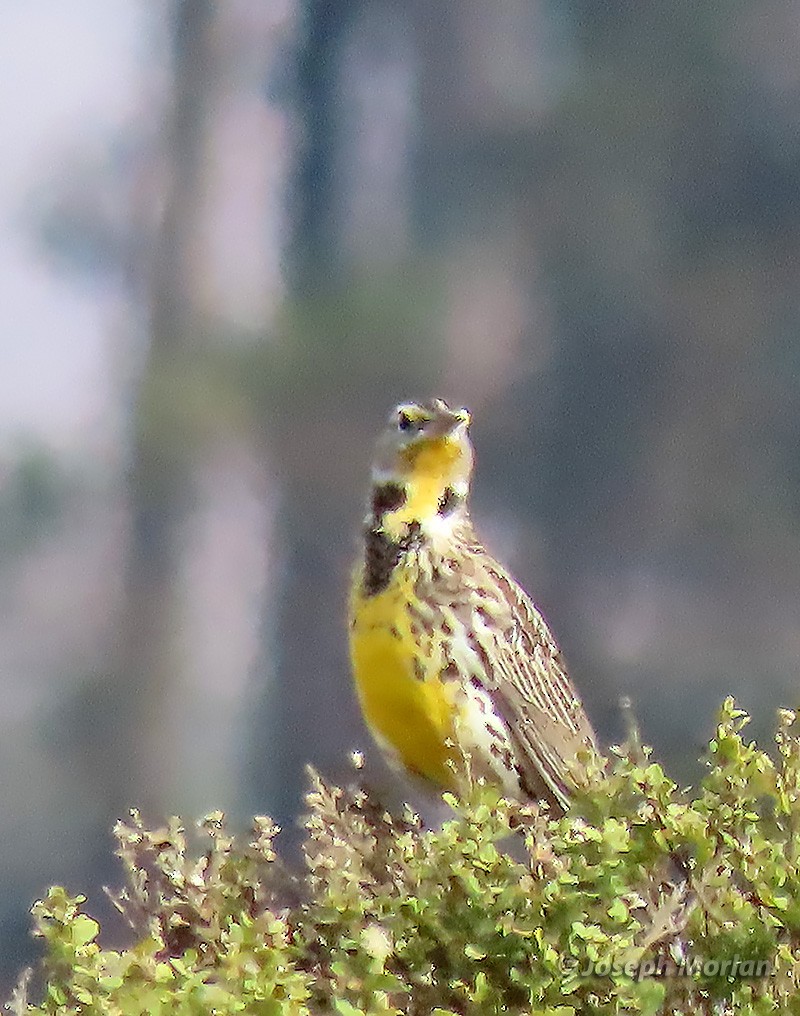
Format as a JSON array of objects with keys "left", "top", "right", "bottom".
[
  {"left": 245, "top": 0, "right": 356, "bottom": 836},
  {"left": 107, "top": 0, "right": 217, "bottom": 817}
]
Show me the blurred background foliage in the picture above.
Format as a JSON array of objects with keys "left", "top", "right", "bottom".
[{"left": 2, "top": 0, "right": 800, "bottom": 987}]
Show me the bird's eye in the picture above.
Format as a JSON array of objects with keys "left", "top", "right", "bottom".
[{"left": 397, "top": 410, "right": 415, "bottom": 432}]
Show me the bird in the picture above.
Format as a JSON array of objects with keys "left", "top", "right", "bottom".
[{"left": 348, "top": 397, "right": 599, "bottom": 812}]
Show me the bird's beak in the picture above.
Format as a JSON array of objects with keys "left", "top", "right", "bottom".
[
  {"left": 444, "top": 407, "right": 470, "bottom": 436},
  {"left": 430, "top": 404, "right": 470, "bottom": 438}
]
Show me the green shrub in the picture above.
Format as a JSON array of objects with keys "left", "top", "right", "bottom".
[{"left": 10, "top": 699, "right": 800, "bottom": 1015}]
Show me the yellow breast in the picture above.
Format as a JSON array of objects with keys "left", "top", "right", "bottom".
[{"left": 349, "top": 567, "right": 459, "bottom": 789}]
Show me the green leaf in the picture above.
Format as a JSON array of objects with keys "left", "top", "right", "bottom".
[
  {"left": 335, "top": 1002, "right": 366, "bottom": 1016},
  {"left": 71, "top": 914, "right": 99, "bottom": 947}
]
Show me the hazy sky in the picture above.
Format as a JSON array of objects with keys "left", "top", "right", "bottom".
[{"left": 0, "top": 2, "right": 151, "bottom": 450}]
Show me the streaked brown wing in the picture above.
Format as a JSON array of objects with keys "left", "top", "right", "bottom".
[
  {"left": 461, "top": 553, "right": 598, "bottom": 810},
  {"left": 487, "top": 673, "right": 595, "bottom": 810}
]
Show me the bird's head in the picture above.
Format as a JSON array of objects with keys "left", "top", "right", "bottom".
[{"left": 370, "top": 398, "right": 473, "bottom": 532}]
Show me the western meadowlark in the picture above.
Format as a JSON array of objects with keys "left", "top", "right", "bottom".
[{"left": 348, "top": 398, "right": 599, "bottom": 812}]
